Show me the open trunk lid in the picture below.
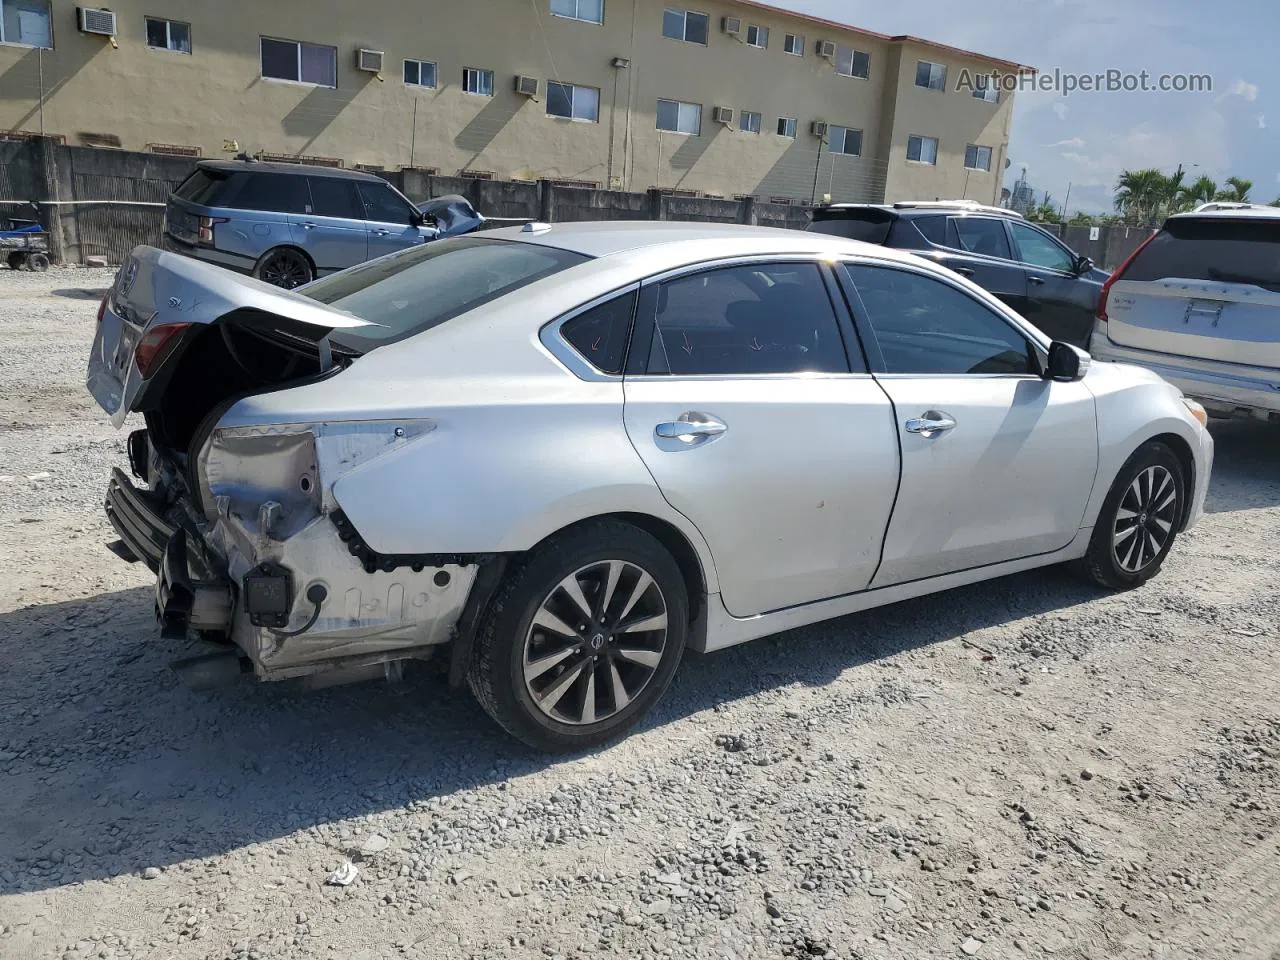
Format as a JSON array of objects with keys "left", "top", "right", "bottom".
[
  {"left": 87, "top": 245, "right": 373, "bottom": 429},
  {"left": 1105, "top": 216, "right": 1280, "bottom": 370}
]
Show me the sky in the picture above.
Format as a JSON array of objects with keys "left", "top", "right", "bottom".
[{"left": 775, "top": 0, "right": 1274, "bottom": 214}]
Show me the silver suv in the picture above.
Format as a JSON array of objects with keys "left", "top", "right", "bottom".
[{"left": 1092, "top": 207, "right": 1280, "bottom": 421}]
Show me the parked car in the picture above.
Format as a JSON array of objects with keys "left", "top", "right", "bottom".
[
  {"left": 86, "top": 223, "right": 1212, "bottom": 751},
  {"left": 808, "top": 200, "right": 1109, "bottom": 348},
  {"left": 162, "top": 159, "right": 483, "bottom": 289},
  {"left": 1091, "top": 206, "right": 1280, "bottom": 422}
]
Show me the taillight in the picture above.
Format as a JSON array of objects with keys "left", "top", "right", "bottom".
[
  {"left": 197, "top": 216, "right": 228, "bottom": 245},
  {"left": 135, "top": 323, "right": 192, "bottom": 378},
  {"left": 96, "top": 294, "right": 108, "bottom": 326},
  {"left": 1097, "top": 229, "right": 1158, "bottom": 323}
]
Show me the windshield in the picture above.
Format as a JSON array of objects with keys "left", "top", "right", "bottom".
[
  {"left": 304, "top": 237, "right": 590, "bottom": 349},
  {"left": 1126, "top": 218, "right": 1280, "bottom": 292}
]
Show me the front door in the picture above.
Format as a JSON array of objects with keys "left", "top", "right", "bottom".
[
  {"left": 1008, "top": 220, "right": 1096, "bottom": 347},
  {"left": 357, "top": 180, "right": 431, "bottom": 260},
  {"left": 841, "top": 261, "right": 1099, "bottom": 587},
  {"left": 621, "top": 259, "right": 901, "bottom": 617}
]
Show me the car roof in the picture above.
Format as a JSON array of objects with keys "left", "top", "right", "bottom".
[
  {"left": 816, "top": 201, "right": 1024, "bottom": 219},
  {"left": 1166, "top": 206, "right": 1280, "bottom": 222},
  {"left": 196, "top": 159, "right": 387, "bottom": 183}
]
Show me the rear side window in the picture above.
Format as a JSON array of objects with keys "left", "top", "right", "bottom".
[
  {"left": 808, "top": 210, "right": 892, "bottom": 244},
  {"left": 1124, "top": 218, "right": 1280, "bottom": 291},
  {"left": 305, "top": 237, "right": 589, "bottom": 349},
  {"left": 560, "top": 292, "right": 637, "bottom": 375},
  {"left": 952, "top": 217, "right": 1012, "bottom": 260},
  {"left": 222, "top": 173, "right": 309, "bottom": 214},
  {"left": 308, "top": 178, "right": 364, "bottom": 219},
  {"left": 173, "top": 170, "right": 230, "bottom": 206}
]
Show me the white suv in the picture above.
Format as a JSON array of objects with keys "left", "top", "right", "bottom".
[{"left": 1091, "top": 207, "right": 1280, "bottom": 421}]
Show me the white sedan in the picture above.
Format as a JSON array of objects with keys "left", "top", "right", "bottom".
[{"left": 87, "top": 222, "right": 1214, "bottom": 751}]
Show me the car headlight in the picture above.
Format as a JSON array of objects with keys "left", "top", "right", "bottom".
[{"left": 1181, "top": 397, "right": 1208, "bottom": 427}]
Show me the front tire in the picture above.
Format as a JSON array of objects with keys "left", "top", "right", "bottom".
[
  {"left": 253, "top": 247, "right": 313, "bottom": 289},
  {"left": 1077, "top": 441, "right": 1186, "bottom": 590},
  {"left": 468, "top": 520, "right": 688, "bottom": 752}
]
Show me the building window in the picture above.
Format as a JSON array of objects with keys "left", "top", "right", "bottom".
[
  {"left": 835, "top": 45, "right": 870, "bottom": 80},
  {"left": 662, "top": 8, "right": 709, "bottom": 44},
  {"left": 740, "top": 110, "right": 762, "bottom": 134},
  {"left": 964, "top": 144, "right": 993, "bottom": 171},
  {"left": 550, "top": 0, "right": 603, "bottom": 23},
  {"left": 830, "top": 126, "right": 863, "bottom": 156},
  {"left": 0, "top": 0, "right": 52, "bottom": 48},
  {"left": 915, "top": 60, "right": 947, "bottom": 90},
  {"left": 907, "top": 135, "right": 939, "bottom": 165},
  {"left": 973, "top": 75, "right": 999, "bottom": 103},
  {"left": 783, "top": 33, "right": 804, "bottom": 56},
  {"left": 776, "top": 116, "right": 797, "bottom": 138},
  {"left": 548, "top": 81, "right": 600, "bottom": 121},
  {"left": 403, "top": 58, "right": 437, "bottom": 88},
  {"left": 462, "top": 67, "right": 495, "bottom": 96},
  {"left": 145, "top": 17, "right": 190, "bottom": 54},
  {"left": 745, "top": 24, "right": 768, "bottom": 48},
  {"left": 261, "top": 37, "right": 337, "bottom": 87},
  {"left": 657, "top": 98, "right": 701, "bottom": 135}
]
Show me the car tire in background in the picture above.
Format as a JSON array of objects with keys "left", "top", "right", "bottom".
[
  {"left": 252, "top": 246, "right": 314, "bottom": 290},
  {"left": 1075, "top": 441, "right": 1186, "bottom": 590},
  {"left": 468, "top": 520, "right": 689, "bottom": 752}
]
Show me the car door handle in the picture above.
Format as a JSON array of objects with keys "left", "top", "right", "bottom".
[
  {"left": 1028, "top": 276, "right": 1045, "bottom": 286},
  {"left": 300, "top": 222, "right": 317, "bottom": 230},
  {"left": 374, "top": 229, "right": 391, "bottom": 236},
  {"left": 952, "top": 266, "right": 975, "bottom": 277},
  {"left": 904, "top": 412, "right": 957, "bottom": 437},
  {"left": 655, "top": 413, "right": 727, "bottom": 443}
]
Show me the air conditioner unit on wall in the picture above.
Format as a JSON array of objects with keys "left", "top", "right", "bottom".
[
  {"left": 712, "top": 106, "right": 734, "bottom": 125},
  {"left": 811, "top": 121, "right": 829, "bottom": 138},
  {"left": 721, "top": 17, "right": 742, "bottom": 37},
  {"left": 816, "top": 40, "right": 837, "bottom": 60},
  {"left": 77, "top": 7, "right": 117, "bottom": 36},
  {"left": 515, "top": 75, "right": 539, "bottom": 97},
  {"left": 356, "top": 49, "right": 385, "bottom": 73}
]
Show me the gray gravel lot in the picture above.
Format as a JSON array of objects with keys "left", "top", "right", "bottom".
[{"left": 1, "top": 268, "right": 1278, "bottom": 960}]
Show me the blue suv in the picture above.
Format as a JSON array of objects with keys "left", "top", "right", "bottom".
[{"left": 162, "top": 160, "right": 483, "bottom": 288}]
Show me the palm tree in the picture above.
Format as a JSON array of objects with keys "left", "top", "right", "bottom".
[
  {"left": 1114, "top": 168, "right": 1166, "bottom": 224},
  {"left": 1184, "top": 175, "right": 1218, "bottom": 209},
  {"left": 1159, "top": 166, "right": 1187, "bottom": 217},
  {"left": 1033, "top": 195, "right": 1061, "bottom": 223},
  {"left": 1215, "top": 177, "right": 1253, "bottom": 203}
]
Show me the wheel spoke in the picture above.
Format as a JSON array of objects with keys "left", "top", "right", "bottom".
[
  {"left": 557, "top": 572, "right": 594, "bottom": 624},
  {"left": 1156, "top": 488, "right": 1177, "bottom": 512},
  {"left": 1116, "top": 507, "right": 1139, "bottom": 521},
  {"left": 608, "top": 660, "right": 630, "bottom": 712},
  {"left": 524, "top": 645, "right": 579, "bottom": 684},
  {"left": 580, "top": 667, "right": 596, "bottom": 724},
  {"left": 537, "top": 659, "right": 587, "bottom": 710},
  {"left": 1113, "top": 523, "right": 1140, "bottom": 547},
  {"left": 1145, "top": 529, "right": 1162, "bottom": 559},
  {"left": 619, "top": 612, "right": 668, "bottom": 634},
  {"left": 1152, "top": 516, "right": 1172, "bottom": 534},
  {"left": 1122, "top": 531, "right": 1143, "bottom": 571},
  {"left": 617, "top": 571, "right": 653, "bottom": 623},
  {"left": 533, "top": 607, "right": 581, "bottom": 640},
  {"left": 1127, "top": 475, "right": 1144, "bottom": 507},
  {"left": 1151, "top": 470, "right": 1172, "bottom": 506},
  {"left": 598, "top": 561, "right": 624, "bottom": 618},
  {"left": 614, "top": 646, "right": 662, "bottom": 669}
]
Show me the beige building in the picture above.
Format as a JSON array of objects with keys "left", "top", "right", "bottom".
[{"left": 0, "top": 0, "right": 1030, "bottom": 204}]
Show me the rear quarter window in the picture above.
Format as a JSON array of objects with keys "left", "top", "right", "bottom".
[
  {"left": 172, "top": 170, "right": 230, "bottom": 206},
  {"left": 1125, "top": 218, "right": 1280, "bottom": 291},
  {"left": 808, "top": 211, "right": 892, "bottom": 244}
]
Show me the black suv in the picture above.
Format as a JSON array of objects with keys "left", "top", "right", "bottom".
[{"left": 808, "top": 201, "right": 1109, "bottom": 347}]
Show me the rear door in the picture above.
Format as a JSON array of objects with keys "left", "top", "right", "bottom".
[
  {"left": 1105, "top": 216, "right": 1280, "bottom": 369},
  {"left": 294, "top": 177, "right": 368, "bottom": 273},
  {"left": 621, "top": 258, "right": 900, "bottom": 618},
  {"left": 356, "top": 180, "right": 432, "bottom": 259},
  {"left": 1007, "top": 220, "right": 1098, "bottom": 347},
  {"left": 914, "top": 214, "right": 1029, "bottom": 309}
]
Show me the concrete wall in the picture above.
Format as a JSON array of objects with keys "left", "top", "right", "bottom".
[{"left": 0, "top": 0, "right": 1021, "bottom": 205}]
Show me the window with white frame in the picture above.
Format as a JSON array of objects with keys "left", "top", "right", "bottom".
[
  {"left": 261, "top": 37, "right": 337, "bottom": 87},
  {"left": 973, "top": 74, "right": 1000, "bottom": 103},
  {"left": 0, "top": 0, "right": 52, "bottom": 48},
  {"left": 550, "top": 0, "right": 603, "bottom": 23},
  {"left": 662, "top": 8, "right": 708, "bottom": 44},
  {"left": 964, "top": 144, "right": 993, "bottom": 171},
  {"left": 834, "top": 45, "right": 870, "bottom": 80},
  {"left": 145, "top": 17, "right": 190, "bottom": 53},
  {"left": 829, "top": 126, "right": 863, "bottom": 156},
  {"left": 462, "top": 67, "right": 495, "bottom": 96},
  {"left": 745, "top": 23, "right": 768, "bottom": 48},
  {"left": 657, "top": 98, "right": 701, "bottom": 135},
  {"left": 403, "top": 58, "right": 437, "bottom": 88},
  {"left": 776, "top": 116, "right": 798, "bottom": 138},
  {"left": 915, "top": 60, "right": 947, "bottom": 90},
  {"left": 907, "top": 135, "right": 939, "bottom": 164},
  {"left": 783, "top": 33, "right": 804, "bottom": 56},
  {"left": 740, "top": 110, "right": 762, "bottom": 133},
  {"left": 547, "top": 81, "right": 600, "bottom": 121}
]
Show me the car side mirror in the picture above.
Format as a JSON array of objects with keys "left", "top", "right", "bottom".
[
  {"left": 1045, "top": 341, "right": 1090, "bottom": 382},
  {"left": 409, "top": 210, "right": 425, "bottom": 227},
  {"left": 1074, "top": 254, "right": 1094, "bottom": 275}
]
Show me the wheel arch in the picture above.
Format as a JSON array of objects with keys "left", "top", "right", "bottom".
[
  {"left": 1147, "top": 431, "right": 1196, "bottom": 531},
  {"left": 253, "top": 243, "right": 316, "bottom": 278}
]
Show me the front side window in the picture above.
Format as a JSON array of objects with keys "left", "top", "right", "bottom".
[
  {"left": 0, "top": 0, "right": 51, "bottom": 49},
  {"left": 835, "top": 45, "right": 870, "bottom": 79},
  {"left": 561, "top": 291, "right": 637, "bottom": 375},
  {"left": 404, "top": 58, "right": 437, "bottom": 88},
  {"left": 964, "top": 144, "right": 993, "bottom": 171},
  {"left": 145, "top": 17, "right": 190, "bottom": 53},
  {"left": 357, "top": 181, "right": 415, "bottom": 224},
  {"left": 261, "top": 37, "right": 337, "bottom": 87},
  {"left": 550, "top": 0, "right": 603, "bottom": 23},
  {"left": 646, "top": 262, "right": 850, "bottom": 376},
  {"left": 306, "top": 177, "right": 364, "bottom": 219},
  {"left": 915, "top": 60, "right": 947, "bottom": 90},
  {"left": 745, "top": 24, "right": 768, "bottom": 48},
  {"left": 740, "top": 110, "right": 762, "bottom": 134},
  {"left": 783, "top": 33, "right": 804, "bottom": 56},
  {"left": 950, "top": 217, "right": 1012, "bottom": 260},
  {"left": 547, "top": 82, "right": 601, "bottom": 121},
  {"left": 662, "top": 8, "right": 708, "bottom": 44},
  {"left": 845, "top": 264, "right": 1036, "bottom": 376},
  {"left": 776, "top": 116, "right": 797, "bottom": 138},
  {"left": 462, "top": 67, "right": 494, "bottom": 96},
  {"left": 830, "top": 126, "right": 863, "bottom": 156},
  {"left": 906, "top": 135, "right": 938, "bottom": 165},
  {"left": 657, "top": 98, "right": 701, "bottom": 135},
  {"left": 1009, "top": 222, "right": 1076, "bottom": 272}
]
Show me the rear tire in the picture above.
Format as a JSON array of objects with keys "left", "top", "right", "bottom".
[
  {"left": 1075, "top": 441, "right": 1185, "bottom": 590},
  {"left": 7, "top": 252, "right": 24, "bottom": 269},
  {"left": 26, "top": 252, "right": 48, "bottom": 272},
  {"left": 253, "top": 247, "right": 313, "bottom": 290},
  {"left": 468, "top": 520, "right": 688, "bottom": 752}
]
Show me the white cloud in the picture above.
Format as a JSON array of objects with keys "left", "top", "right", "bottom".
[
  {"left": 1052, "top": 103, "right": 1069, "bottom": 120},
  {"left": 1218, "top": 79, "right": 1259, "bottom": 103},
  {"left": 1051, "top": 137, "right": 1087, "bottom": 149},
  {"left": 1258, "top": 114, "right": 1268, "bottom": 130}
]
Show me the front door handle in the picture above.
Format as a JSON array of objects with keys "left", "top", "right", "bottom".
[
  {"left": 374, "top": 229, "right": 391, "bottom": 236},
  {"left": 655, "top": 413, "right": 727, "bottom": 444},
  {"left": 952, "top": 266, "right": 975, "bottom": 277},
  {"left": 905, "top": 411, "right": 957, "bottom": 437},
  {"left": 300, "top": 222, "right": 317, "bottom": 230},
  {"left": 1028, "top": 275, "right": 1046, "bottom": 286}
]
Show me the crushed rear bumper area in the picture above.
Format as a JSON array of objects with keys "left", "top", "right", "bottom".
[{"left": 104, "top": 467, "right": 175, "bottom": 571}]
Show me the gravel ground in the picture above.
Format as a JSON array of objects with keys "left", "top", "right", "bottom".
[{"left": 1, "top": 268, "right": 1278, "bottom": 960}]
